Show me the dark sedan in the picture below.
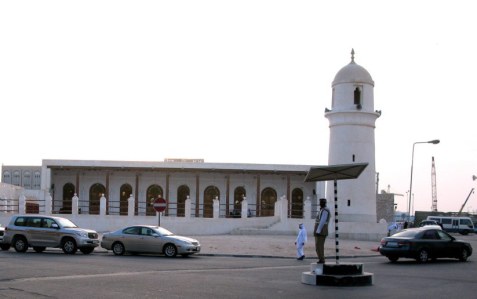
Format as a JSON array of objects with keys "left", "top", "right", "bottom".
[{"left": 379, "top": 227, "right": 472, "bottom": 263}]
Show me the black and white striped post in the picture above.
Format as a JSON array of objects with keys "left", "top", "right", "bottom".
[{"left": 333, "top": 179, "right": 340, "bottom": 264}]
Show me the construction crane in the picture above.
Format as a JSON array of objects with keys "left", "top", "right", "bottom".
[
  {"left": 458, "top": 175, "right": 476, "bottom": 215},
  {"left": 431, "top": 156, "right": 438, "bottom": 212}
]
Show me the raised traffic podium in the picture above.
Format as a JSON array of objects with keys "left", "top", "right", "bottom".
[{"left": 302, "top": 163, "right": 373, "bottom": 286}]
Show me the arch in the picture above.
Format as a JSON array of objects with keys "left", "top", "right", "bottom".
[
  {"left": 22, "top": 171, "right": 31, "bottom": 189},
  {"left": 232, "top": 186, "right": 246, "bottom": 217},
  {"left": 12, "top": 171, "right": 20, "bottom": 186},
  {"left": 146, "top": 184, "right": 163, "bottom": 216},
  {"left": 204, "top": 186, "right": 219, "bottom": 218},
  {"left": 119, "top": 184, "right": 133, "bottom": 216},
  {"left": 260, "top": 187, "right": 277, "bottom": 217},
  {"left": 61, "top": 183, "right": 75, "bottom": 214},
  {"left": 89, "top": 183, "right": 105, "bottom": 215},
  {"left": 2, "top": 171, "right": 11, "bottom": 184},
  {"left": 354, "top": 86, "right": 362, "bottom": 108},
  {"left": 33, "top": 171, "right": 41, "bottom": 189},
  {"left": 177, "top": 185, "right": 190, "bottom": 217},
  {"left": 291, "top": 188, "right": 304, "bottom": 218}
]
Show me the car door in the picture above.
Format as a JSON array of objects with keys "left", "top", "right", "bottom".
[
  {"left": 25, "top": 217, "right": 44, "bottom": 245},
  {"left": 140, "top": 227, "right": 162, "bottom": 253},
  {"left": 120, "top": 227, "right": 143, "bottom": 252},
  {"left": 420, "top": 229, "right": 442, "bottom": 257},
  {"left": 437, "top": 230, "right": 460, "bottom": 258},
  {"left": 38, "top": 217, "right": 62, "bottom": 247}
]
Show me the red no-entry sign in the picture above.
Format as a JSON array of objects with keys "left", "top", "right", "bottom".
[{"left": 153, "top": 198, "right": 167, "bottom": 213}]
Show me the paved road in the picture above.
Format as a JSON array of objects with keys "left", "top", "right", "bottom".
[{"left": 1, "top": 249, "right": 477, "bottom": 298}]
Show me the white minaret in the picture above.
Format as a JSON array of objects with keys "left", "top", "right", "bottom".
[{"left": 325, "top": 49, "right": 381, "bottom": 223}]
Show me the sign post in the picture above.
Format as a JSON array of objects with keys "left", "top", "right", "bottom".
[{"left": 153, "top": 197, "right": 167, "bottom": 226}]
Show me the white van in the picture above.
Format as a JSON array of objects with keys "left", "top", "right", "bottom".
[{"left": 426, "top": 216, "right": 474, "bottom": 235}]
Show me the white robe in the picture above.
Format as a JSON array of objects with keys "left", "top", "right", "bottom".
[{"left": 295, "top": 226, "right": 307, "bottom": 257}]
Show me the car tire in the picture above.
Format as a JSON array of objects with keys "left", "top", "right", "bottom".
[
  {"left": 417, "top": 248, "right": 430, "bottom": 263},
  {"left": 80, "top": 247, "right": 94, "bottom": 255},
  {"left": 459, "top": 248, "right": 469, "bottom": 262},
  {"left": 33, "top": 246, "right": 46, "bottom": 253},
  {"left": 387, "top": 256, "right": 399, "bottom": 263},
  {"left": 62, "top": 238, "right": 77, "bottom": 254},
  {"left": 112, "top": 242, "right": 125, "bottom": 256},
  {"left": 13, "top": 236, "right": 28, "bottom": 253},
  {"left": 0, "top": 244, "right": 11, "bottom": 251},
  {"left": 163, "top": 244, "right": 177, "bottom": 257}
]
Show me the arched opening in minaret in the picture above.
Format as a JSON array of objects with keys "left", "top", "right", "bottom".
[{"left": 354, "top": 87, "right": 361, "bottom": 107}]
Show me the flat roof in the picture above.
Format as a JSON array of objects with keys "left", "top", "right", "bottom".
[{"left": 43, "top": 159, "right": 315, "bottom": 175}]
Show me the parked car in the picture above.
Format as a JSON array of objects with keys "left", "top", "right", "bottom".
[
  {"left": 418, "top": 220, "right": 443, "bottom": 230},
  {"left": 101, "top": 225, "right": 201, "bottom": 257},
  {"left": 2, "top": 215, "right": 100, "bottom": 254},
  {"left": 0, "top": 226, "right": 8, "bottom": 250},
  {"left": 379, "top": 227, "right": 472, "bottom": 263}
]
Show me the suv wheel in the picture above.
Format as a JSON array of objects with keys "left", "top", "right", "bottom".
[
  {"left": 62, "top": 238, "right": 77, "bottom": 254},
  {"left": 13, "top": 236, "right": 28, "bottom": 253}
]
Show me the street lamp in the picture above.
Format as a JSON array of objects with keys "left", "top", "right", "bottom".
[{"left": 408, "top": 139, "right": 440, "bottom": 222}]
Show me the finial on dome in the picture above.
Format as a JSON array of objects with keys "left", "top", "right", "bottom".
[{"left": 351, "top": 48, "right": 355, "bottom": 62}]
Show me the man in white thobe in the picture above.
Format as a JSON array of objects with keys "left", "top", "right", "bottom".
[{"left": 295, "top": 223, "right": 307, "bottom": 260}]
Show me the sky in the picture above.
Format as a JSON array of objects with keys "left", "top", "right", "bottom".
[{"left": 1, "top": 1, "right": 476, "bottom": 214}]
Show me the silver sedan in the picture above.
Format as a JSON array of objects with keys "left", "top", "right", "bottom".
[{"left": 101, "top": 225, "right": 200, "bottom": 257}]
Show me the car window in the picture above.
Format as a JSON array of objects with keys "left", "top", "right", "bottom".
[
  {"left": 422, "top": 230, "right": 438, "bottom": 240},
  {"left": 153, "top": 227, "right": 173, "bottom": 236},
  {"left": 437, "top": 230, "right": 452, "bottom": 241},
  {"left": 14, "top": 217, "right": 28, "bottom": 226},
  {"left": 441, "top": 219, "right": 452, "bottom": 224},
  {"left": 41, "top": 218, "right": 57, "bottom": 228},
  {"left": 141, "top": 228, "right": 154, "bottom": 236},
  {"left": 56, "top": 218, "right": 78, "bottom": 228},
  {"left": 123, "top": 227, "right": 140, "bottom": 235},
  {"left": 27, "top": 217, "right": 42, "bottom": 227},
  {"left": 391, "top": 230, "right": 419, "bottom": 238}
]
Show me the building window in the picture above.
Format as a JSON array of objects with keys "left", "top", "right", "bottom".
[
  {"left": 291, "top": 188, "right": 304, "bottom": 218},
  {"left": 119, "top": 184, "right": 133, "bottom": 216},
  {"left": 204, "top": 186, "right": 219, "bottom": 218},
  {"left": 260, "top": 187, "right": 277, "bottom": 217},
  {"left": 89, "top": 183, "right": 106, "bottom": 215},
  {"left": 177, "top": 185, "right": 190, "bottom": 217},
  {"left": 2, "top": 171, "right": 12, "bottom": 184}
]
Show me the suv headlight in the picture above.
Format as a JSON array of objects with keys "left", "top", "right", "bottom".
[{"left": 75, "top": 231, "right": 88, "bottom": 238}]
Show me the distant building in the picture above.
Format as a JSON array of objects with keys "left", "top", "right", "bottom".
[{"left": 1, "top": 165, "right": 41, "bottom": 190}]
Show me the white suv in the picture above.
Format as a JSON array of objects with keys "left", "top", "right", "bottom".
[{"left": 3, "top": 215, "right": 99, "bottom": 254}]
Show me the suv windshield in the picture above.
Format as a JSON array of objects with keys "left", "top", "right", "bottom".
[{"left": 56, "top": 218, "right": 78, "bottom": 228}]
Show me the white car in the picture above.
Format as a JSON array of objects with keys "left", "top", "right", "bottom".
[{"left": 101, "top": 225, "right": 200, "bottom": 257}]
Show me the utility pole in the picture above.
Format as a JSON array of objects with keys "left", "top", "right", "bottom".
[{"left": 431, "top": 156, "right": 438, "bottom": 212}]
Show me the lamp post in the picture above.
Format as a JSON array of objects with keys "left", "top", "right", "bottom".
[{"left": 408, "top": 139, "right": 440, "bottom": 222}]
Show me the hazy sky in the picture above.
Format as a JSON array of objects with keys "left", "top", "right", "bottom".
[{"left": 1, "top": 1, "right": 476, "bottom": 213}]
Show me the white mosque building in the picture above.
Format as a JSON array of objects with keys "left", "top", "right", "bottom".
[{"left": 1, "top": 51, "right": 389, "bottom": 239}]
